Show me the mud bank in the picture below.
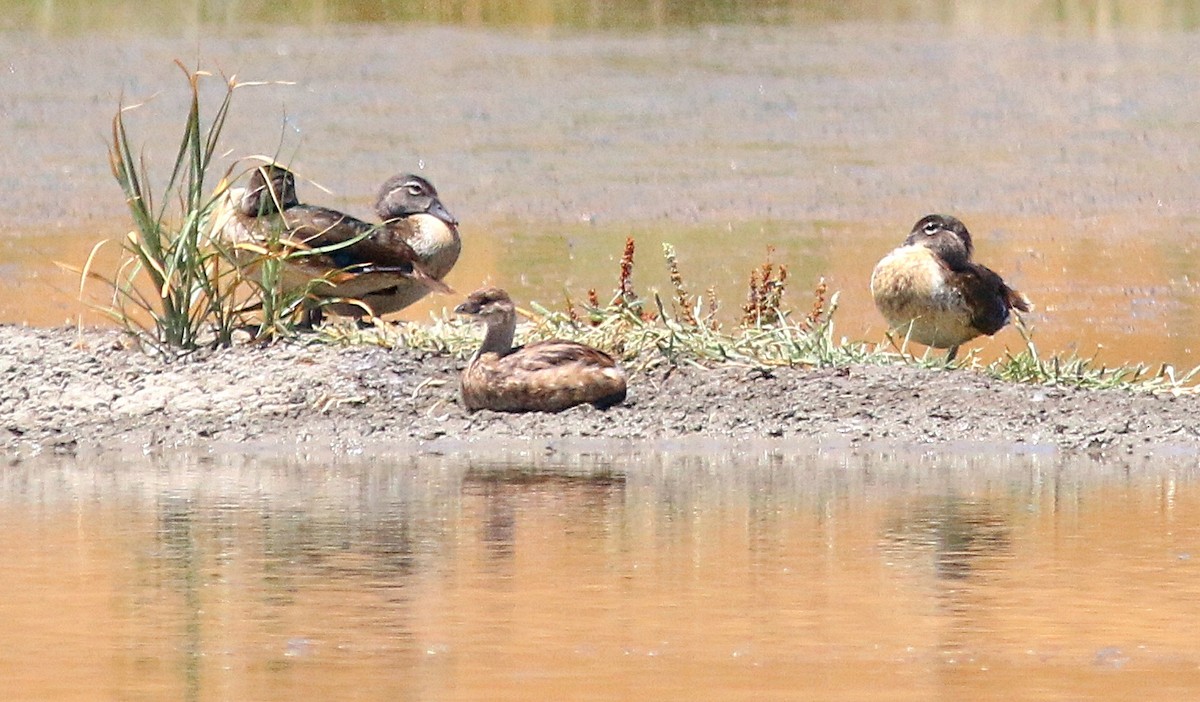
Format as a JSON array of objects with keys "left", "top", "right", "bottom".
[{"left": 3, "top": 325, "right": 1198, "bottom": 456}]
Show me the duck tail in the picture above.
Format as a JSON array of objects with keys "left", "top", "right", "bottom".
[
  {"left": 1007, "top": 287, "right": 1032, "bottom": 313},
  {"left": 410, "top": 262, "right": 455, "bottom": 295},
  {"left": 353, "top": 261, "right": 453, "bottom": 295}
]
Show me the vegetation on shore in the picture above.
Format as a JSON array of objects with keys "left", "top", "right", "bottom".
[
  {"left": 80, "top": 63, "right": 244, "bottom": 354},
  {"left": 74, "top": 64, "right": 335, "bottom": 355},
  {"left": 81, "top": 64, "right": 1199, "bottom": 396},
  {"left": 322, "top": 237, "right": 1199, "bottom": 395}
]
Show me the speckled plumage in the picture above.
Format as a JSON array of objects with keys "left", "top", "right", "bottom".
[
  {"left": 456, "top": 287, "right": 627, "bottom": 413},
  {"left": 215, "top": 165, "right": 449, "bottom": 319},
  {"left": 871, "top": 214, "right": 1031, "bottom": 359},
  {"left": 351, "top": 174, "right": 462, "bottom": 317}
]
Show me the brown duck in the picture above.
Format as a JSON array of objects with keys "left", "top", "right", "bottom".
[
  {"left": 219, "top": 164, "right": 448, "bottom": 320},
  {"left": 351, "top": 173, "right": 462, "bottom": 317},
  {"left": 870, "top": 214, "right": 1031, "bottom": 360},
  {"left": 455, "top": 287, "right": 627, "bottom": 413}
]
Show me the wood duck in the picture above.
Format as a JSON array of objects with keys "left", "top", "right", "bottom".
[
  {"left": 349, "top": 173, "right": 462, "bottom": 317},
  {"left": 455, "top": 287, "right": 628, "bottom": 413},
  {"left": 870, "top": 214, "right": 1031, "bottom": 360},
  {"left": 219, "top": 164, "right": 448, "bottom": 321}
]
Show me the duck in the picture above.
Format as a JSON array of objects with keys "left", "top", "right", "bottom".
[
  {"left": 219, "top": 164, "right": 448, "bottom": 321},
  {"left": 454, "top": 287, "right": 628, "bottom": 413},
  {"left": 351, "top": 173, "right": 462, "bottom": 317},
  {"left": 870, "top": 214, "right": 1031, "bottom": 361}
]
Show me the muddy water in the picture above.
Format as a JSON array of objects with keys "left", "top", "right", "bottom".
[
  {"left": 2, "top": 446, "right": 1199, "bottom": 700},
  {"left": 2, "top": 3, "right": 1200, "bottom": 365}
]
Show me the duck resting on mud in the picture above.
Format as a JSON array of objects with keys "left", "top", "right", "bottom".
[
  {"left": 218, "top": 164, "right": 452, "bottom": 323},
  {"left": 870, "top": 214, "right": 1031, "bottom": 361},
  {"left": 454, "top": 287, "right": 628, "bottom": 413}
]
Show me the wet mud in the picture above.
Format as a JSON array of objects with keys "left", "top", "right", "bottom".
[{"left": 4, "top": 325, "right": 1198, "bottom": 456}]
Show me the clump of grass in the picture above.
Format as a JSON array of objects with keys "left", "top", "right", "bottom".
[
  {"left": 871, "top": 319, "right": 1200, "bottom": 393},
  {"left": 75, "top": 62, "right": 246, "bottom": 355},
  {"left": 325, "top": 236, "right": 856, "bottom": 372},
  {"left": 74, "top": 63, "right": 316, "bottom": 355},
  {"left": 985, "top": 323, "right": 1200, "bottom": 393}
]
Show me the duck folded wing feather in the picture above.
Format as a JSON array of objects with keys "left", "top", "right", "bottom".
[
  {"left": 503, "top": 341, "right": 622, "bottom": 371},
  {"left": 279, "top": 206, "right": 450, "bottom": 294}
]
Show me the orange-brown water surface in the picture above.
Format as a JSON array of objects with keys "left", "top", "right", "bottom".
[
  {"left": 3, "top": 1, "right": 1200, "bottom": 367},
  {"left": 4, "top": 447, "right": 1200, "bottom": 701}
]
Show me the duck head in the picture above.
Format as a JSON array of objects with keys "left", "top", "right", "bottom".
[
  {"left": 375, "top": 173, "right": 458, "bottom": 228},
  {"left": 904, "top": 214, "right": 974, "bottom": 268},
  {"left": 454, "top": 286, "right": 515, "bottom": 322},
  {"left": 240, "top": 164, "right": 299, "bottom": 217}
]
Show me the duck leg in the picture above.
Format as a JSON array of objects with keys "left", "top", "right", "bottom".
[{"left": 299, "top": 304, "right": 325, "bottom": 330}]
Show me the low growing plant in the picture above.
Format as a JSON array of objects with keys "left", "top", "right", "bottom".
[
  {"left": 321, "top": 235, "right": 1199, "bottom": 395},
  {"left": 985, "top": 323, "right": 1200, "bottom": 393},
  {"left": 324, "top": 236, "right": 855, "bottom": 371}
]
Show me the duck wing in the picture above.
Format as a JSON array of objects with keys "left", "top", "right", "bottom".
[
  {"left": 959, "top": 263, "right": 1031, "bottom": 336},
  {"left": 504, "top": 341, "right": 621, "bottom": 372},
  {"left": 281, "top": 205, "right": 450, "bottom": 292}
]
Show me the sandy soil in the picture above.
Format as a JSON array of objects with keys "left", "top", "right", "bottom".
[{"left": 3, "top": 325, "right": 1199, "bottom": 457}]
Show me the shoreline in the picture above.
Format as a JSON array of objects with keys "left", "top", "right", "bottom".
[{"left": 5, "top": 324, "right": 1200, "bottom": 457}]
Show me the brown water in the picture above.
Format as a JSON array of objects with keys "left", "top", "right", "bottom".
[
  {"left": 3, "top": 1, "right": 1200, "bottom": 366},
  {"left": 4, "top": 446, "right": 1200, "bottom": 701}
]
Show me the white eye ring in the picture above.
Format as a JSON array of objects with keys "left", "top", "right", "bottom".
[
  {"left": 406, "top": 185, "right": 423, "bottom": 196},
  {"left": 923, "top": 222, "right": 939, "bottom": 235}
]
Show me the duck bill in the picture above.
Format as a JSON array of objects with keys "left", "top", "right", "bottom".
[{"left": 428, "top": 199, "right": 459, "bottom": 228}]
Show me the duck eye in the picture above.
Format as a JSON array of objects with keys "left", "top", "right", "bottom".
[
  {"left": 405, "top": 184, "right": 424, "bottom": 196},
  {"left": 923, "top": 222, "right": 939, "bottom": 235}
]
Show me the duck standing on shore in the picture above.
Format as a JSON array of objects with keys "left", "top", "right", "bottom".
[
  {"left": 352, "top": 173, "right": 462, "bottom": 317},
  {"left": 219, "top": 164, "right": 449, "bottom": 321},
  {"left": 455, "top": 287, "right": 628, "bottom": 413},
  {"left": 870, "top": 214, "right": 1031, "bottom": 361}
]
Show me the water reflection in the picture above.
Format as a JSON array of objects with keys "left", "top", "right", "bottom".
[
  {"left": 4, "top": 447, "right": 1200, "bottom": 699},
  {"left": 463, "top": 467, "right": 625, "bottom": 563},
  {"left": 884, "top": 499, "right": 1011, "bottom": 581}
]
